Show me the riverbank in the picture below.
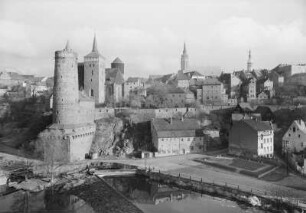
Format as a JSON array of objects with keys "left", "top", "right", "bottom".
[{"left": 137, "top": 169, "right": 302, "bottom": 212}]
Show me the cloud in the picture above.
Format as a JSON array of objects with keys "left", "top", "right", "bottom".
[{"left": 0, "top": 20, "right": 37, "bottom": 57}]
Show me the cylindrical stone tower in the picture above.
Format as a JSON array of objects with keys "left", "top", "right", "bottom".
[{"left": 53, "top": 41, "right": 79, "bottom": 125}]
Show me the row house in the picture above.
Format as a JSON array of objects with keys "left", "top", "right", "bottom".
[{"left": 151, "top": 118, "right": 206, "bottom": 156}]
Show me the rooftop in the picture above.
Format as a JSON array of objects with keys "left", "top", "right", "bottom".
[
  {"left": 112, "top": 57, "right": 124, "bottom": 64},
  {"left": 202, "top": 78, "right": 221, "bottom": 85},
  {"left": 241, "top": 119, "right": 272, "bottom": 132},
  {"left": 152, "top": 118, "right": 200, "bottom": 131},
  {"left": 106, "top": 68, "right": 124, "bottom": 84}
]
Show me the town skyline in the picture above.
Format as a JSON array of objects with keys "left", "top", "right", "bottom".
[{"left": 0, "top": 0, "right": 306, "bottom": 78}]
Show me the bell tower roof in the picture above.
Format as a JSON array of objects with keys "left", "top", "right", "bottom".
[
  {"left": 85, "top": 34, "right": 105, "bottom": 59},
  {"left": 92, "top": 33, "right": 98, "bottom": 53},
  {"left": 183, "top": 42, "right": 187, "bottom": 54}
]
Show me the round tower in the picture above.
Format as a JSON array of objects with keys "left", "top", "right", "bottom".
[
  {"left": 111, "top": 57, "right": 124, "bottom": 74},
  {"left": 53, "top": 41, "right": 79, "bottom": 125}
]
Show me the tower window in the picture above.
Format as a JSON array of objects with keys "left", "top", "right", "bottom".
[
  {"left": 92, "top": 70, "right": 94, "bottom": 75},
  {"left": 91, "top": 89, "right": 94, "bottom": 97}
]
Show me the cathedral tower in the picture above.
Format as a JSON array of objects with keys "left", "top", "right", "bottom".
[
  {"left": 53, "top": 41, "right": 79, "bottom": 125},
  {"left": 84, "top": 34, "right": 106, "bottom": 104},
  {"left": 247, "top": 50, "right": 253, "bottom": 72},
  {"left": 181, "top": 42, "right": 189, "bottom": 72}
]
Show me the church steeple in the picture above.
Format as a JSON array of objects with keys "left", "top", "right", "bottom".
[
  {"left": 92, "top": 34, "right": 99, "bottom": 53},
  {"left": 247, "top": 49, "right": 252, "bottom": 72},
  {"left": 181, "top": 42, "right": 189, "bottom": 71}
]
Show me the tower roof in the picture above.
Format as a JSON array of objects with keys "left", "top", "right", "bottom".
[
  {"left": 112, "top": 57, "right": 124, "bottom": 64},
  {"left": 183, "top": 42, "right": 187, "bottom": 54},
  {"left": 92, "top": 34, "right": 98, "bottom": 53},
  {"left": 248, "top": 50, "right": 252, "bottom": 62},
  {"left": 85, "top": 34, "right": 105, "bottom": 59}
]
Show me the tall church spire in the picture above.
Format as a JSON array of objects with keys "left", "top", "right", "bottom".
[
  {"left": 92, "top": 34, "right": 99, "bottom": 53},
  {"left": 183, "top": 42, "right": 187, "bottom": 54},
  {"left": 247, "top": 49, "right": 253, "bottom": 72},
  {"left": 181, "top": 42, "right": 189, "bottom": 71}
]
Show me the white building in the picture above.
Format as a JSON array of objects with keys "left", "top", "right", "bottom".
[
  {"left": 151, "top": 118, "right": 205, "bottom": 156},
  {"left": 229, "top": 119, "right": 274, "bottom": 158}
]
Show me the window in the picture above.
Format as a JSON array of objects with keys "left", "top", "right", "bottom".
[
  {"left": 91, "top": 89, "right": 94, "bottom": 97},
  {"left": 187, "top": 138, "right": 190, "bottom": 141},
  {"left": 261, "top": 143, "right": 263, "bottom": 149},
  {"left": 289, "top": 134, "right": 291, "bottom": 137},
  {"left": 299, "top": 134, "right": 301, "bottom": 138},
  {"left": 92, "top": 70, "right": 94, "bottom": 75},
  {"left": 293, "top": 127, "right": 296, "bottom": 132},
  {"left": 264, "top": 139, "right": 266, "bottom": 143},
  {"left": 190, "top": 146, "right": 194, "bottom": 151}
]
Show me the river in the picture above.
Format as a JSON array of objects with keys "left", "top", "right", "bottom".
[{"left": 0, "top": 175, "right": 265, "bottom": 213}]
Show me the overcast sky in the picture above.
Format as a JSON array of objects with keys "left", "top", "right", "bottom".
[{"left": 0, "top": 0, "right": 305, "bottom": 77}]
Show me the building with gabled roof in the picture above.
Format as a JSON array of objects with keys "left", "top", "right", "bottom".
[
  {"left": 175, "top": 70, "right": 189, "bottom": 88},
  {"left": 282, "top": 120, "right": 306, "bottom": 154},
  {"left": 229, "top": 119, "right": 274, "bottom": 158},
  {"left": 151, "top": 118, "right": 205, "bottom": 156},
  {"left": 83, "top": 34, "right": 106, "bottom": 104},
  {"left": 198, "top": 77, "right": 227, "bottom": 104}
]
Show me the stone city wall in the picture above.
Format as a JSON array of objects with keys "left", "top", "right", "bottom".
[{"left": 94, "top": 108, "right": 115, "bottom": 120}]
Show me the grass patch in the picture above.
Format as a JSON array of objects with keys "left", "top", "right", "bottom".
[
  {"left": 230, "top": 158, "right": 266, "bottom": 171},
  {"left": 260, "top": 167, "right": 288, "bottom": 182}
]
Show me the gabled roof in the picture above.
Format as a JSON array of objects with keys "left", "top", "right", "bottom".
[
  {"left": 176, "top": 71, "right": 189, "bottom": 81},
  {"left": 153, "top": 118, "right": 201, "bottom": 132},
  {"left": 202, "top": 78, "right": 221, "bottom": 85},
  {"left": 105, "top": 68, "right": 124, "bottom": 84},
  {"left": 240, "top": 119, "right": 272, "bottom": 132},
  {"left": 126, "top": 77, "right": 144, "bottom": 83},
  {"left": 84, "top": 35, "right": 105, "bottom": 59},
  {"left": 112, "top": 57, "right": 124, "bottom": 64}
]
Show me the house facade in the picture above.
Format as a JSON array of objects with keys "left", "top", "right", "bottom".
[
  {"left": 282, "top": 120, "right": 306, "bottom": 154},
  {"left": 124, "top": 77, "right": 145, "bottom": 99},
  {"left": 151, "top": 118, "right": 205, "bottom": 156},
  {"left": 199, "top": 78, "right": 227, "bottom": 104},
  {"left": 229, "top": 119, "right": 274, "bottom": 158}
]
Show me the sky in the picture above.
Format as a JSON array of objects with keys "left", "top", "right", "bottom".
[{"left": 0, "top": 0, "right": 305, "bottom": 77}]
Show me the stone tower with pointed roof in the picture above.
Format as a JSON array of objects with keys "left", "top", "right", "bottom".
[
  {"left": 111, "top": 57, "right": 124, "bottom": 75},
  {"left": 181, "top": 42, "right": 189, "bottom": 72},
  {"left": 247, "top": 50, "right": 252, "bottom": 72},
  {"left": 84, "top": 34, "right": 106, "bottom": 104},
  {"left": 53, "top": 40, "right": 79, "bottom": 125}
]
